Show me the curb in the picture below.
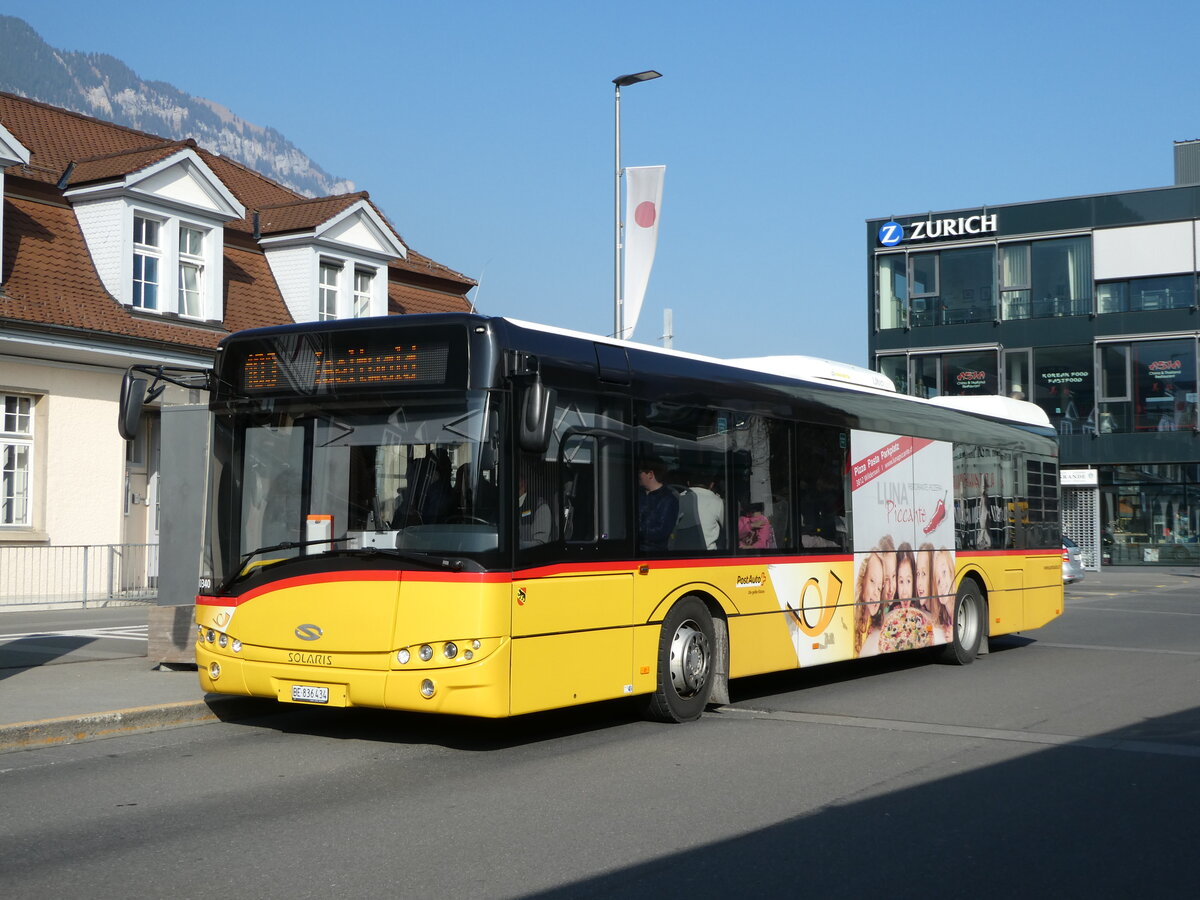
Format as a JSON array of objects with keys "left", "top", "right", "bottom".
[{"left": 0, "top": 695, "right": 284, "bottom": 754}]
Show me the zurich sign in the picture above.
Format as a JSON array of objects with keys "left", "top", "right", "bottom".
[{"left": 877, "top": 221, "right": 903, "bottom": 247}]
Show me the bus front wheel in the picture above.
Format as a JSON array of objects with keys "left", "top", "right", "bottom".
[
  {"left": 937, "top": 580, "right": 984, "bottom": 665},
  {"left": 643, "top": 596, "right": 716, "bottom": 723}
]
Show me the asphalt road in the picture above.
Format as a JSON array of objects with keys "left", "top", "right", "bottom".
[
  {"left": 1, "top": 573, "right": 1197, "bottom": 898},
  {"left": 0, "top": 606, "right": 149, "bottom": 668}
]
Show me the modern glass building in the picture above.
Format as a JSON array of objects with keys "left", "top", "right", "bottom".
[{"left": 867, "top": 153, "right": 1200, "bottom": 569}]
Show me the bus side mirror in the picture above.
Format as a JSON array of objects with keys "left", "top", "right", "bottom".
[
  {"left": 519, "top": 379, "right": 556, "bottom": 453},
  {"left": 118, "top": 370, "right": 148, "bottom": 441}
]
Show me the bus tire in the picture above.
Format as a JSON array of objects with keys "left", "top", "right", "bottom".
[
  {"left": 937, "top": 579, "right": 984, "bottom": 666},
  {"left": 643, "top": 596, "right": 716, "bottom": 723}
]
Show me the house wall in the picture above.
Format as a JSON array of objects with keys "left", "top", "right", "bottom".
[
  {"left": 265, "top": 245, "right": 314, "bottom": 322},
  {"left": 1, "top": 358, "right": 127, "bottom": 547},
  {"left": 73, "top": 199, "right": 125, "bottom": 298}
]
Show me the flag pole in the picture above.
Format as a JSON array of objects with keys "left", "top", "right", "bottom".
[
  {"left": 614, "top": 81, "right": 623, "bottom": 340},
  {"left": 611, "top": 71, "right": 661, "bottom": 340}
]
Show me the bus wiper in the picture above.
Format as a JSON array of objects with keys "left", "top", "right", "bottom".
[
  {"left": 349, "top": 547, "right": 473, "bottom": 572},
  {"left": 218, "top": 536, "right": 353, "bottom": 595}
]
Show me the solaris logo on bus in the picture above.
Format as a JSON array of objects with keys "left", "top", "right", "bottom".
[{"left": 878, "top": 221, "right": 904, "bottom": 247}]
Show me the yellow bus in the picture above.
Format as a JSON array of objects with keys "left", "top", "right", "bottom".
[{"left": 121, "top": 314, "right": 1063, "bottom": 722}]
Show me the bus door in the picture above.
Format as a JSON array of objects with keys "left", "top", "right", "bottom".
[{"left": 509, "top": 403, "right": 635, "bottom": 714}]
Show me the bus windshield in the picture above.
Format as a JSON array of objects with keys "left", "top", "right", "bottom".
[{"left": 204, "top": 390, "right": 504, "bottom": 586}]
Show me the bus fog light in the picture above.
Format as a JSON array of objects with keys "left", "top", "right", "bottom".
[
  {"left": 420, "top": 679, "right": 435, "bottom": 698},
  {"left": 397, "top": 648, "right": 411, "bottom": 664},
  {"left": 209, "top": 662, "right": 221, "bottom": 680},
  {"left": 419, "top": 644, "right": 433, "bottom": 662},
  {"left": 206, "top": 629, "right": 216, "bottom": 643},
  {"left": 232, "top": 639, "right": 242, "bottom": 653},
  {"left": 443, "top": 642, "right": 458, "bottom": 659},
  {"left": 218, "top": 633, "right": 228, "bottom": 649}
]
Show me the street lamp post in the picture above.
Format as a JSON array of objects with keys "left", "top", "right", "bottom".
[{"left": 613, "top": 70, "right": 661, "bottom": 339}]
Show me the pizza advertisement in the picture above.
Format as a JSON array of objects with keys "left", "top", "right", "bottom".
[{"left": 849, "top": 430, "right": 956, "bottom": 659}]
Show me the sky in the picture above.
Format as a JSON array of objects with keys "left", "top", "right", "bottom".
[{"left": 9, "top": 1, "right": 1200, "bottom": 365}]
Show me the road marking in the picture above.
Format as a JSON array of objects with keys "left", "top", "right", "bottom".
[
  {"left": 719, "top": 706, "right": 1200, "bottom": 758},
  {"left": 1065, "top": 605, "right": 1200, "bottom": 617},
  {"left": 0, "top": 625, "right": 149, "bottom": 643},
  {"left": 1035, "top": 640, "right": 1200, "bottom": 656}
]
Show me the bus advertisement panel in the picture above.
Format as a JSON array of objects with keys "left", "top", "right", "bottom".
[{"left": 850, "top": 431, "right": 955, "bottom": 659}]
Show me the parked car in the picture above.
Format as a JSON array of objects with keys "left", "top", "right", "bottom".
[{"left": 1062, "top": 536, "right": 1085, "bottom": 584}]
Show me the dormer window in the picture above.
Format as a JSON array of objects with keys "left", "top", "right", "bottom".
[
  {"left": 62, "top": 144, "right": 244, "bottom": 324},
  {"left": 179, "top": 225, "right": 206, "bottom": 317},
  {"left": 128, "top": 211, "right": 214, "bottom": 318},
  {"left": 258, "top": 194, "right": 406, "bottom": 323},
  {"left": 132, "top": 215, "right": 161, "bottom": 309},
  {"left": 319, "top": 262, "right": 341, "bottom": 320},
  {"left": 353, "top": 269, "right": 373, "bottom": 318}
]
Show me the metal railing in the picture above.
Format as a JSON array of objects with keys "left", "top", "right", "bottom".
[{"left": 0, "top": 543, "right": 159, "bottom": 609}]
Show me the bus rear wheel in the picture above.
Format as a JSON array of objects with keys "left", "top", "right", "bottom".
[
  {"left": 643, "top": 596, "right": 715, "bottom": 723},
  {"left": 937, "top": 580, "right": 984, "bottom": 665}
]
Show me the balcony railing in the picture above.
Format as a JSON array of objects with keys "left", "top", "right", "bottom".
[{"left": 0, "top": 543, "right": 159, "bottom": 609}]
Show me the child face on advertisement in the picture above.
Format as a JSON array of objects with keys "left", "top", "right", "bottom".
[
  {"left": 896, "top": 558, "right": 914, "bottom": 605},
  {"left": 934, "top": 553, "right": 954, "bottom": 604},
  {"left": 882, "top": 553, "right": 897, "bottom": 603},
  {"left": 916, "top": 552, "right": 931, "bottom": 598},
  {"left": 864, "top": 554, "right": 884, "bottom": 615}
]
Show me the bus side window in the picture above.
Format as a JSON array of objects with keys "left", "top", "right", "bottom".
[
  {"left": 730, "top": 415, "right": 794, "bottom": 555},
  {"left": 797, "top": 425, "right": 849, "bottom": 552},
  {"left": 561, "top": 434, "right": 596, "bottom": 542},
  {"left": 517, "top": 392, "right": 631, "bottom": 564},
  {"left": 636, "top": 402, "right": 730, "bottom": 555}
]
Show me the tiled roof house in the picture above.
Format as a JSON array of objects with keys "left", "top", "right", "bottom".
[{"left": 0, "top": 92, "right": 475, "bottom": 587}]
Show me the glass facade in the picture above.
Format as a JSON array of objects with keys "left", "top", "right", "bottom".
[
  {"left": 868, "top": 185, "right": 1200, "bottom": 567},
  {"left": 877, "top": 236, "right": 1092, "bottom": 329},
  {"left": 1102, "top": 465, "right": 1200, "bottom": 566}
]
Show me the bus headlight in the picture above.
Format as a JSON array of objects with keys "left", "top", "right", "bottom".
[
  {"left": 397, "top": 648, "right": 411, "bottom": 664},
  {"left": 231, "top": 639, "right": 242, "bottom": 653},
  {"left": 420, "top": 679, "right": 435, "bottom": 698},
  {"left": 443, "top": 642, "right": 458, "bottom": 659},
  {"left": 419, "top": 644, "right": 433, "bottom": 662},
  {"left": 206, "top": 630, "right": 216, "bottom": 643},
  {"left": 218, "top": 633, "right": 228, "bottom": 649}
]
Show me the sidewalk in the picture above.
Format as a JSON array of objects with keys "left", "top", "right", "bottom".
[
  {"left": 1, "top": 566, "right": 1196, "bottom": 753},
  {"left": 0, "top": 647, "right": 277, "bottom": 754}
]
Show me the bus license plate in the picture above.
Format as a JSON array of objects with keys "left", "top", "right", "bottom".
[{"left": 291, "top": 685, "right": 329, "bottom": 704}]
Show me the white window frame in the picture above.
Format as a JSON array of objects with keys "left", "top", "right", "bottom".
[
  {"left": 132, "top": 215, "right": 162, "bottom": 310},
  {"left": 128, "top": 207, "right": 221, "bottom": 319},
  {"left": 319, "top": 261, "right": 342, "bottom": 320},
  {"left": 178, "top": 224, "right": 206, "bottom": 318},
  {"left": 353, "top": 269, "right": 374, "bottom": 318},
  {"left": 1, "top": 394, "right": 34, "bottom": 528}
]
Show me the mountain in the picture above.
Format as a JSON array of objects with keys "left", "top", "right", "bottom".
[{"left": 0, "top": 15, "right": 353, "bottom": 198}]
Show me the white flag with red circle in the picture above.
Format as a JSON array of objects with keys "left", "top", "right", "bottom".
[{"left": 622, "top": 165, "right": 665, "bottom": 340}]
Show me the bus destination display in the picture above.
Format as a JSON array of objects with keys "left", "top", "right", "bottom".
[{"left": 239, "top": 340, "right": 450, "bottom": 393}]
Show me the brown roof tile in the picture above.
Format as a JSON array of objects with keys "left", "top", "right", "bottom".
[
  {"left": 63, "top": 140, "right": 195, "bottom": 188},
  {"left": 257, "top": 192, "right": 367, "bottom": 235},
  {"left": 0, "top": 91, "right": 169, "bottom": 185},
  {"left": 1, "top": 91, "right": 475, "bottom": 349},
  {"left": 389, "top": 281, "right": 473, "bottom": 315}
]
